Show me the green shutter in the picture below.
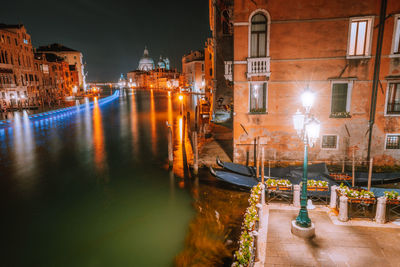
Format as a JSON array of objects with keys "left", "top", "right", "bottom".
[{"left": 331, "top": 83, "right": 348, "bottom": 113}]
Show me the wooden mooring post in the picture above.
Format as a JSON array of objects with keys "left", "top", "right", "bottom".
[
  {"left": 168, "top": 126, "right": 173, "bottom": 168},
  {"left": 368, "top": 157, "right": 373, "bottom": 191},
  {"left": 187, "top": 111, "right": 191, "bottom": 135},
  {"left": 352, "top": 149, "right": 355, "bottom": 187},
  {"left": 193, "top": 131, "right": 198, "bottom": 175}
]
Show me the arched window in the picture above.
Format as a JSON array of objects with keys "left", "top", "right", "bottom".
[{"left": 250, "top": 13, "right": 267, "bottom": 57}]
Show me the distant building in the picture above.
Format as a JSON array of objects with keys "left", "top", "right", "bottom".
[
  {"left": 127, "top": 47, "right": 179, "bottom": 89},
  {"left": 0, "top": 24, "right": 35, "bottom": 107},
  {"left": 36, "top": 43, "right": 86, "bottom": 91},
  {"left": 182, "top": 50, "right": 205, "bottom": 93}
]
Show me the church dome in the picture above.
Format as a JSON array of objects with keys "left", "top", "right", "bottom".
[
  {"left": 157, "top": 56, "right": 166, "bottom": 69},
  {"left": 138, "top": 47, "right": 155, "bottom": 71}
]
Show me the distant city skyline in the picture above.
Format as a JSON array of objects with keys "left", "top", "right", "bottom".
[{"left": 0, "top": 0, "right": 210, "bottom": 82}]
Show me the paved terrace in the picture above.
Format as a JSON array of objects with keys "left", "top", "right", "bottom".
[{"left": 257, "top": 205, "right": 400, "bottom": 267}]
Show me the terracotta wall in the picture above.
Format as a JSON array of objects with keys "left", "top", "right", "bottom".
[{"left": 232, "top": 0, "right": 400, "bottom": 166}]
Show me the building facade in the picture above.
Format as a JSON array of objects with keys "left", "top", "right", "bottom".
[
  {"left": 36, "top": 43, "right": 86, "bottom": 91},
  {"left": 127, "top": 47, "right": 180, "bottom": 90},
  {"left": 209, "top": 0, "right": 234, "bottom": 112},
  {"left": 0, "top": 24, "right": 35, "bottom": 108},
  {"left": 182, "top": 50, "right": 205, "bottom": 93},
  {"left": 228, "top": 0, "right": 400, "bottom": 166}
]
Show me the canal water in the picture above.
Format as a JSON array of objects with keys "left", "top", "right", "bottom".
[{"left": 0, "top": 89, "right": 248, "bottom": 267}]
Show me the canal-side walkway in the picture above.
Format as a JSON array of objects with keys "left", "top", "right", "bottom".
[
  {"left": 257, "top": 205, "right": 400, "bottom": 267},
  {"left": 198, "top": 123, "right": 232, "bottom": 167}
]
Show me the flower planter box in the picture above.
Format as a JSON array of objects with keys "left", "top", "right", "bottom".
[
  {"left": 317, "top": 187, "right": 329, "bottom": 192},
  {"left": 330, "top": 173, "right": 352, "bottom": 181},
  {"left": 277, "top": 186, "right": 291, "bottom": 191},
  {"left": 267, "top": 186, "right": 277, "bottom": 190},
  {"left": 348, "top": 197, "right": 376, "bottom": 204},
  {"left": 386, "top": 199, "right": 400, "bottom": 205}
]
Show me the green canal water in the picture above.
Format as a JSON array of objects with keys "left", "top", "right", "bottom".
[{"left": 0, "top": 89, "right": 248, "bottom": 267}]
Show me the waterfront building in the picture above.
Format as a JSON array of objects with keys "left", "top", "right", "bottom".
[
  {"left": 0, "top": 24, "right": 35, "bottom": 108},
  {"left": 127, "top": 47, "right": 180, "bottom": 90},
  {"left": 36, "top": 43, "right": 87, "bottom": 91},
  {"left": 34, "top": 52, "right": 73, "bottom": 105},
  {"left": 182, "top": 50, "right": 205, "bottom": 93},
  {"left": 216, "top": 0, "right": 400, "bottom": 166},
  {"left": 208, "top": 0, "right": 234, "bottom": 112}
]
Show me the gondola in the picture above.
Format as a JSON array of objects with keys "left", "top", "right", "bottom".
[{"left": 216, "top": 157, "right": 400, "bottom": 186}]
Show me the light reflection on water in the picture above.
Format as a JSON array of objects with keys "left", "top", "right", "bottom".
[{"left": 0, "top": 89, "right": 247, "bottom": 267}]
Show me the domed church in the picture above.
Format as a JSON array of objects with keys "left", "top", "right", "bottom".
[
  {"left": 137, "top": 47, "right": 170, "bottom": 71},
  {"left": 138, "top": 47, "right": 155, "bottom": 71}
]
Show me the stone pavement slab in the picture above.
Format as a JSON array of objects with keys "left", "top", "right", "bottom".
[{"left": 264, "top": 209, "right": 400, "bottom": 267}]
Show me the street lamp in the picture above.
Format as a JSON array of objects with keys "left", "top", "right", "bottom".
[{"left": 292, "top": 89, "right": 320, "bottom": 231}]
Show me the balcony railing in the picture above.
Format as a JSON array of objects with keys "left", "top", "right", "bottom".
[
  {"left": 247, "top": 57, "right": 270, "bottom": 78},
  {"left": 224, "top": 61, "right": 232, "bottom": 81},
  {"left": 0, "top": 83, "right": 16, "bottom": 89}
]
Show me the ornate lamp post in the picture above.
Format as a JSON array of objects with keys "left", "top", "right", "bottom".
[{"left": 292, "top": 89, "right": 320, "bottom": 234}]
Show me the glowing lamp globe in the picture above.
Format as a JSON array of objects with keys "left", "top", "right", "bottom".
[
  {"left": 292, "top": 110, "right": 305, "bottom": 134},
  {"left": 301, "top": 90, "right": 315, "bottom": 111},
  {"left": 305, "top": 117, "right": 320, "bottom": 145}
]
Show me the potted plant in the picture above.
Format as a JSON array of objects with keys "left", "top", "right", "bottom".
[
  {"left": 337, "top": 183, "right": 376, "bottom": 204},
  {"left": 277, "top": 179, "right": 292, "bottom": 190},
  {"left": 316, "top": 180, "right": 329, "bottom": 191},
  {"left": 266, "top": 178, "right": 277, "bottom": 190},
  {"left": 384, "top": 191, "right": 400, "bottom": 205}
]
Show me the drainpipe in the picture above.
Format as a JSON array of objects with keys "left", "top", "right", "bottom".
[{"left": 367, "top": 0, "right": 387, "bottom": 162}]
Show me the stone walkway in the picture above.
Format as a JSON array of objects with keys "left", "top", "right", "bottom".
[
  {"left": 198, "top": 123, "right": 232, "bottom": 167},
  {"left": 264, "top": 209, "right": 400, "bottom": 267}
]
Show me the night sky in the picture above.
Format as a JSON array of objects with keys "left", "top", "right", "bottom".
[{"left": 0, "top": 0, "right": 210, "bottom": 82}]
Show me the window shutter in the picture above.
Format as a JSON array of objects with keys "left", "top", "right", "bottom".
[{"left": 331, "top": 83, "right": 348, "bottom": 113}]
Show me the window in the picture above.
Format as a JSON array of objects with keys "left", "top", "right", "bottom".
[
  {"left": 392, "top": 15, "right": 400, "bottom": 55},
  {"left": 331, "top": 82, "right": 351, "bottom": 117},
  {"left": 348, "top": 17, "right": 373, "bottom": 57},
  {"left": 386, "top": 83, "right": 400, "bottom": 115},
  {"left": 249, "top": 82, "right": 267, "bottom": 113},
  {"left": 250, "top": 14, "right": 267, "bottom": 57},
  {"left": 322, "top": 135, "right": 338, "bottom": 149},
  {"left": 386, "top": 135, "right": 400, "bottom": 149}
]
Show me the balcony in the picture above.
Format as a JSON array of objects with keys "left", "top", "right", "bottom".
[
  {"left": 247, "top": 57, "right": 270, "bottom": 79},
  {"left": 0, "top": 84, "right": 16, "bottom": 89},
  {"left": 224, "top": 61, "right": 232, "bottom": 81}
]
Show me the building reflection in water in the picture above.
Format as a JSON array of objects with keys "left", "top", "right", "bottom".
[
  {"left": 150, "top": 90, "right": 157, "bottom": 156},
  {"left": 167, "top": 92, "right": 173, "bottom": 127},
  {"left": 130, "top": 90, "right": 139, "bottom": 157},
  {"left": 12, "top": 111, "right": 37, "bottom": 191},
  {"left": 92, "top": 97, "right": 106, "bottom": 173}
]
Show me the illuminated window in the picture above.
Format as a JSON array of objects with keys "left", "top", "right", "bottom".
[
  {"left": 386, "top": 135, "right": 400, "bottom": 149},
  {"left": 348, "top": 17, "right": 373, "bottom": 57},
  {"left": 250, "top": 14, "right": 267, "bottom": 57},
  {"left": 322, "top": 135, "right": 338, "bottom": 149},
  {"left": 249, "top": 82, "right": 267, "bottom": 113},
  {"left": 330, "top": 82, "right": 352, "bottom": 117},
  {"left": 386, "top": 83, "right": 400, "bottom": 115},
  {"left": 392, "top": 15, "right": 400, "bottom": 55}
]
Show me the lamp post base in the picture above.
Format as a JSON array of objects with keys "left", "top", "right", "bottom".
[{"left": 291, "top": 220, "right": 315, "bottom": 238}]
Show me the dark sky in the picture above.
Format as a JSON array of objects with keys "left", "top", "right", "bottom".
[{"left": 0, "top": 0, "right": 210, "bottom": 82}]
